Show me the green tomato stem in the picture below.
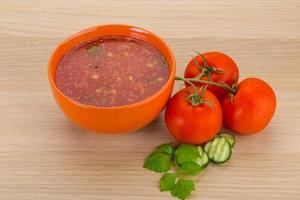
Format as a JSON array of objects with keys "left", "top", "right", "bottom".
[
  {"left": 175, "top": 76, "right": 236, "bottom": 94},
  {"left": 175, "top": 76, "right": 198, "bottom": 93}
]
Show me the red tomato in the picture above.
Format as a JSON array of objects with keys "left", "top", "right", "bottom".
[
  {"left": 165, "top": 87, "right": 222, "bottom": 144},
  {"left": 184, "top": 52, "right": 239, "bottom": 100},
  {"left": 221, "top": 78, "right": 276, "bottom": 135}
]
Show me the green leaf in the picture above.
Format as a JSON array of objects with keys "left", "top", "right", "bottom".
[
  {"left": 178, "top": 162, "right": 203, "bottom": 175},
  {"left": 159, "top": 173, "right": 177, "bottom": 192},
  {"left": 175, "top": 144, "right": 200, "bottom": 165},
  {"left": 144, "top": 152, "right": 172, "bottom": 173},
  {"left": 156, "top": 143, "right": 174, "bottom": 156},
  {"left": 170, "top": 179, "right": 195, "bottom": 200}
]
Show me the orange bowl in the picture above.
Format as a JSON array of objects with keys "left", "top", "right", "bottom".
[{"left": 48, "top": 24, "right": 176, "bottom": 133}]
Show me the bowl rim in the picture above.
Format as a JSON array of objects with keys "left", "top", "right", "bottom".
[{"left": 48, "top": 24, "right": 176, "bottom": 110}]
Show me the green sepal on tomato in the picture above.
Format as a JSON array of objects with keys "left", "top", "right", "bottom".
[{"left": 184, "top": 52, "right": 239, "bottom": 100}]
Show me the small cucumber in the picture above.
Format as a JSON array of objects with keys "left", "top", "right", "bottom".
[
  {"left": 204, "top": 137, "right": 232, "bottom": 163},
  {"left": 196, "top": 146, "right": 209, "bottom": 168},
  {"left": 218, "top": 132, "right": 235, "bottom": 147},
  {"left": 204, "top": 141, "right": 211, "bottom": 154}
]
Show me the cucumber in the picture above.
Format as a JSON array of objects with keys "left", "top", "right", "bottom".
[
  {"left": 218, "top": 132, "right": 235, "bottom": 147},
  {"left": 204, "top": 141, "right": 211, "bottom": 154},
  {"left": 204, "top": 137, "right": 232, "bottom": 163},
  {"left": 196, "top": 146, "right": 209, "bottom": 168},
  {"left": 208, "top": 137, "right": 221, "bottom": 159},
  {"left": 213, "top": 138, "right": 231, "bottom": 163}
]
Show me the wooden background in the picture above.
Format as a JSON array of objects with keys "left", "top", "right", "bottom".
[{"left": 1, "top": 0, "right": 299, "bottom": 199}]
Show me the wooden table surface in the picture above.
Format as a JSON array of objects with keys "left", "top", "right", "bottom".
[{"left": 1, "top": 1, "right": 300, "bottom": 199}]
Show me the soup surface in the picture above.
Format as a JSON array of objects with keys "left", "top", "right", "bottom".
[{"left": 56, "top": 36, "right": 169, "bottom": 107}]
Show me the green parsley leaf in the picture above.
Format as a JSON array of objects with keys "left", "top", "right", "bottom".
[
  {"left": 159, "top": 173, "right": 177, "bottom": 192},
  {"left": 156, "top": 143, "right": 174, "bottom": 156},
  {"left": 178, "top": 162, "right": 203, "bottom": 175},
  {"left": 175, "top": 144, "right": 200, "bottom": 165},
  {"left": 144, "top": 152, "right": 172, "bottom": 173},
  {"left": 170, "top": 179, "right": 195, "bottom": 200}
]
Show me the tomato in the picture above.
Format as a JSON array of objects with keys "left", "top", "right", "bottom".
[
  {"left": 221, "top": 78, "right": 276, "bottom": 135},
  {"left": 184, "top": 52, "right": 239, "bottom": 100},
  {"left": 165, "top": 87, "right": 222, "bottom": 144}
]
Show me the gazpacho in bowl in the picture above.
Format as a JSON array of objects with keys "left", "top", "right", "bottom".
[{"left": 48, "top": 24, "right": 176, "bottom": 133}]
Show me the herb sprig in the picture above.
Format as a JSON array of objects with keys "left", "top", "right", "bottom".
[
  {"left": 144, "top": 143, "right": 200, "bottom": 200},
  {"left": 144, "top": 133, "right": 235, "bottom": 200}
]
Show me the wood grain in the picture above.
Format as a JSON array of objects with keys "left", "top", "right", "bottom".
[{"left": 0, "top": 0, "right": 299, "bottom": 199}]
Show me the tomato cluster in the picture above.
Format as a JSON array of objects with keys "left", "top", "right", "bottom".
[{"left": 165, "top": 52, "right": 276, "bottom": 144}]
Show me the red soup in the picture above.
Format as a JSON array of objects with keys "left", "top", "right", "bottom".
[{"left": 55, "top": 36, "right": 169, "bottom": 107}]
